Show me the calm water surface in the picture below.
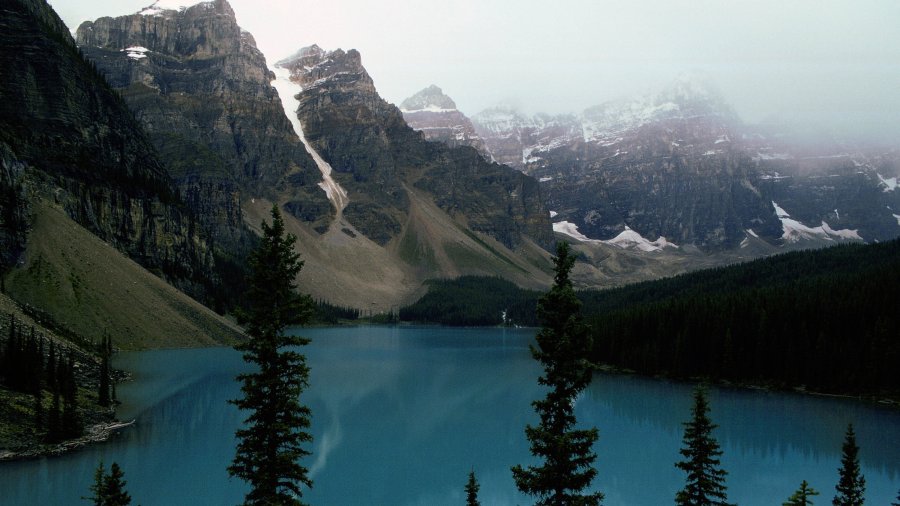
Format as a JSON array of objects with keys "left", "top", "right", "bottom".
[{"left": 2, "top": 325, "right": 898, "bottom": 505}]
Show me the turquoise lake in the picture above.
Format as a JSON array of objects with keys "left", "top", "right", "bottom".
[{"left": 1, "top": 325, "right": 898, "bottom": 505}]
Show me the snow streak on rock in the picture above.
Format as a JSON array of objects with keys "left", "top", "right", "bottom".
[
  {"left": 771, "top": 201, "right": 862, "bottom": 243},
  {"left": 552, "top": 221, "right": 677, "bottom": 252},
  {"left": 271, "top": 66, "right": 348, "bottom": 214}
]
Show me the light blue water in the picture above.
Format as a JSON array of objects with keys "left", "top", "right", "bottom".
[{"left": 1, "top": 325, "right": 898, "bottom": 505}]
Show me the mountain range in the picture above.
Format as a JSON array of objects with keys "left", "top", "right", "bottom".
[{"left": 2, "top": 0, "right": 899, "bottom": 348}]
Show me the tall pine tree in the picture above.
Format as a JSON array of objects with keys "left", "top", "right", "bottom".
[
  {"left": 784, "top": 480, "right": 819, "bottom": 506},
  {"left": 832, "top": 424, "right": 865, "bottom": 506},
  {"left": 675, "top": 386, "right": 733, "bottom": 506},
  {"left": 511, "top": 242, "right": 602, "bottom": 506},
  {"left": 229, "top": 205, "right": 314, "bottom": 506},
  {"left": 465, "top": 470, "right": 480, "bottom": 506},
  {"left": 98, "top": 335, "right": 111, "bottom": 408}
]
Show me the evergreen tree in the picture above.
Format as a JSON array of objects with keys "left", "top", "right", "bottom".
[
  {"left": 675, "top": 387, "right": 733, "bottom": 506},
  {"left": 229, "top": 205, "right": 314, "bottom": 506},
  {"left": 892, "top": 489, "right": 899, "bottom": 506},
  {"left": 465, "top": 470, "right": 480, "bottom": 506},
  {"left": 98, "top": 336, "right": 111, "bottom": 408},
  {"left": 86, "top": 461, "right": 132, "bottom": 505},
  {"left": 61, "top": 352, "right": 82, "bottom": 439},
  {"left": 511, "top": 242, "right": 602, "bottom": 506},
  {"left": 832, "top": 424, "right": 865, "bottom": 506},
  {"left": 784, "top": 480, "right": 819, "bottom": 506}
]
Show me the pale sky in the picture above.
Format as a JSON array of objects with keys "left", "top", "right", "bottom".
[{"left": 50, "top": 0, "right": 900, "bottom": 141}]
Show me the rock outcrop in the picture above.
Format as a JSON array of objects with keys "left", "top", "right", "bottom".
[
  {"left": 400, "top": 85, "right": 490, "bottom": 157},
  {"left": 0, "top": 0, "right": 230, "bottom": 306},
  {"left": 279, "top": 46, "right": 552, "bottom": 249},
  {"left": 75, "top": 0, "right": 331, "bottom": 245}
]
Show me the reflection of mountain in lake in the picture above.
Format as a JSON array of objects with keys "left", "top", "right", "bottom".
[{"left": 1, "top": 326, "right": 897, "bottom": 505}]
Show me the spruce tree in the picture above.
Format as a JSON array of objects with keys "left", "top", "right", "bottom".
[
  {"left": 784, "top": 480, "right": 819, "bottom": 506},
  {"left": 465, "top": 470, "right": 480, "bottom": 506},
  {"left": 87, "top": 461, "right": 132, "bottom": 506},
  {"left": 892, "top": 489, "right": 899, "bottom": 506},
  {"left": 832, "top": 424, "right": 865, "bottom": 506},
  {"left": 229, "top": 205, "right": 314, "bottom": 505},
  {"left": 98, "top": 336, "right": 111, "bottom": 408},
  {"left": 511, "top": 242, "right": 602, "bottom": 506},
  {"left": 675, "top": 386, "right": 733, "bottom": 506}
]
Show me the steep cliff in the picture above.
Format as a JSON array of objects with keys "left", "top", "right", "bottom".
[
  {"left": 280, "top": 46, "right": 552, "bottom": 250},
  {"left": 0, "top": 0, "right": 235, "bottom": 307},
  {"left": 75, "top": 0, "right": 331, "bottom": 244}
]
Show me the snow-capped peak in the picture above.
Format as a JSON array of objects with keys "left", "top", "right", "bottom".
[
  {"left": 400, "top": 85, "right": 457, "bottom": 113},
  {"left": 139, "top": 0, "right": 212, "bottom": 16}
]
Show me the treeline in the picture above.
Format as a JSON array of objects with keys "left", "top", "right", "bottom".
[
  {"left": 312, "top": 299, "right": 361, "bottom": 324},
  {"left": 398, "top": 276, "right": 541, "bottom": 326},
  {"left": 399, "top": 240, "right": 900, "bottom": 395},
  {"left": 587, "top": 240, "right": 900, "bottom": 394},
  {"left": 0, "top": 314, "right": 86, "bottom": 442}
]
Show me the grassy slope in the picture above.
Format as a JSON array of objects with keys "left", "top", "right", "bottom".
[
  {"left": 4, "top": 202, "right": 244, "bottom": 350},
  {"left": 244, "top": 188, "right": 554, "bottom": 313}
]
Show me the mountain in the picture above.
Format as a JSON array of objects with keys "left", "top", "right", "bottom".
[
  {"left": 74, "top": 0, "right": 331, "bottom": 251},
  {"left": 0, "top": 0, "right": 241, "bottom": 345},
  {"left": 470, "top": 73, "right": 899, "bottom": 252},
  {"left": 400, "top": 85, "right": 490, "bottom": 157},
  {"left": 472, "top": 107, "right": 582, "bottom": 170}
]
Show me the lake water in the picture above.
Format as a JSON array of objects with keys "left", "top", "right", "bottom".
[{"left": 1, "top": 325, "right": 898, "bottom": 505}]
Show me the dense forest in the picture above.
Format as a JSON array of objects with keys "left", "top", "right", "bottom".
[
  {"left": 398, "top": 276, "right": 541, "bottom": 326},
  {"left": 400, "top": 240, "right": 900, "bottom": 395}
]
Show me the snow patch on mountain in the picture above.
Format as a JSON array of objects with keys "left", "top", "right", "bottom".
[
  {"left": 271, "top": 66, "right": 348, "bottom": 214},
  {"left": 553, "top": 222, "right": 677, "bottom": 252},
  {"left": 123, "top": 46, "right": 149, "bottom": 60},
  {"left": 772, "top": 201, "right": 862, "bottom": 243},
  {"left": 139, "top": 0, "right": 211, "bottom": 16},
  {"left": 877, "top": 173, "right": 898, "bottom": 192}
]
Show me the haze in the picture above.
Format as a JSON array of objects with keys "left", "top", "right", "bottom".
[{"left": 50, "top": 0, "right": 900, "bottom": 142}]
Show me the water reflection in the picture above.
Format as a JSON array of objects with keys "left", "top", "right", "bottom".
[{"left": 0, "top": 326, "right": 897, "bottom": 505}]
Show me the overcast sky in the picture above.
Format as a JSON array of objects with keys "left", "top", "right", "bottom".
[{"left": 50, "top": 0, "right": 900, "bottom": 139}]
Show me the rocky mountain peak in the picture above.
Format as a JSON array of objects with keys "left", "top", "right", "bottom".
[
  {"left": 77, "top": 0, "right": 246, "bottom": 60},
  {"left": 277, "top": 45, "right": 373, "bottom": 93},
  {"left": 400, "top": 85, "right": 457, "bottom": 112}
]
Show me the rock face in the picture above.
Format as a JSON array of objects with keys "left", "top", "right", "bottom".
[
  {"left": 0, "top": 0, "right": 226, "bottom": 305},
  {"left": 400, "top": 85, "right": 490, "bottom": 157},
  {"left": 280, "top": 46, "right": 552, "bottom": 249},
  {"left": 472, "top": 107, "right": 582, "bottom": 170},
  {"left": 473, "top": 73, "right": 900, "bottom": 251},
  {"left": 75, "top": 0, "right": 331, "bottom": 246}
]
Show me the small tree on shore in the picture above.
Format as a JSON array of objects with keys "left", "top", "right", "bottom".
[
  {"left": 229, "top": 205, "right": 314, "bottom": 505},
  {"left": 511, "top": 241, "right": 602, "bottom": 505},
  {"left": 832, "top": 424, "right": 865, "bottom": 506},
  {"left": 675, "top": 386, "right": 734, "bottom": 506},
  {"left": 784, "top": 480, "right": 819, "bottom": 506}
]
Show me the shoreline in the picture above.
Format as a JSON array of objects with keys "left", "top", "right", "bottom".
[{"left": 0, "top": 419, "right": 134, "bottom": 462}]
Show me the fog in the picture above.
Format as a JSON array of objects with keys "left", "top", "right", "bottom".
[{"left": 50, "top": 0, "right": 900, "bottom": 143}]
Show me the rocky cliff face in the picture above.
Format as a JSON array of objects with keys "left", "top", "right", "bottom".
[
  {"left": 75, "top": 0, "right": 331, "bottom": 244},
  {"left": 280, "top": 46, "right": 552, "bottom": 249},
  {"left": 0, "top": 0, "right": 227, "bottom": 305},
  {"left": 400, "top": 85, "right": 490, "bottom": 157}
]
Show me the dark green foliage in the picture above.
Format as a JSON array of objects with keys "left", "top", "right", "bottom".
[
  {"left": 833, "top": 424, "right": 865, "bottom": 506},
  {"left": 98, "top": 336, "right": 111, "bottom": 408},
  {"left": 465, "top": 470, "right": 480, "bottom": 506},
  {"left": 1, "top": 316, "right": 45, "bottom": 395},
  {"left": 784, "top": 480, "right": 819, "bottom": 506},
  {"left": 675, "top": 387, "right": 733, "bottom": 506},
  {"left": 399, "top": 276, "right": 541, "bottom": 326},
  {"left": 892, "top": 489, "right": 899, "bottom": 506},
  {"left": 588, "top": 240, "right": 900, "bottom": 394},
  {"left": 230, "top": 205, "right": 314, "bottom": 505},
  {"left": 511, "top": 242, "right": 602, "bottom": 506},
  {"left": 60, "top": 352, "right": 82, "bottom": 439},
  {"left": 312, "top": 299, "right": 360, "bottom": 324},
  {"left": 86, "top": 461, "right": 132, "bottom": 506}
]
